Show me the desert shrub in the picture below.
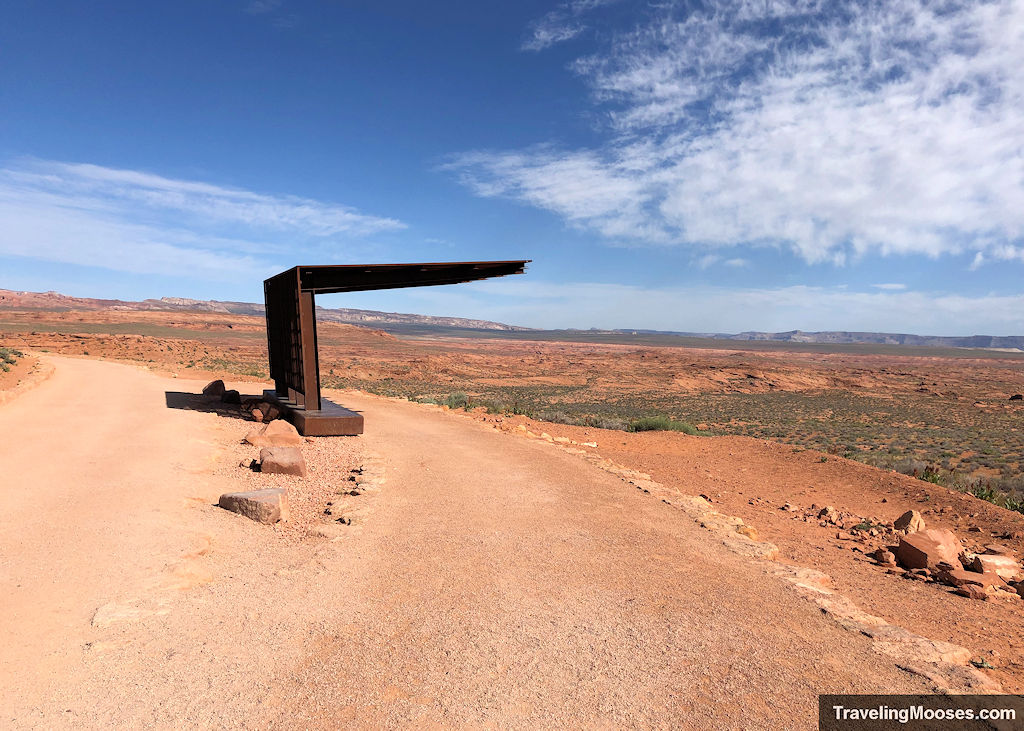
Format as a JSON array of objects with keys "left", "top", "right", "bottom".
[
  {"left": 535, "top": 410, "right": 628, "bottom": 431},
  {"left": 0, "top": 346, "right": 23, "bottom": 372},
  {"left": 444, "top": 392, "right": 469, "bottom": 409},
  {"left": 627, "top": 415, "right": 704, "bottom": 435}
]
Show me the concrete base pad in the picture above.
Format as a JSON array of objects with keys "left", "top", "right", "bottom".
[{"left": 263, "top": 390, "right": 364, "bottom": 436}]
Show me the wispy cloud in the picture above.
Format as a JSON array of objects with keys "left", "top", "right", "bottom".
[
  {"left": 457, "top": 1, "right": 1024, "bottom": 265},
  {"left": 872, "top": 283, "right": 907, "bottom": 291},
  {"left": 0, "top": 159, "right": 405, "bottom": 279},
  {"left": 522, "top": 0, "right": 619, "bottom": 51},
  {"left": 244, "top": 0, "right": 282, "bottom": 15}
]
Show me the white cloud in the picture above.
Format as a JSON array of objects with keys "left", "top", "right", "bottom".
[
  {"left": 245, "top": 0, "right": 282, "bottom": 15},
  {"left": 456, "top": 1, "right": 1024, "bottom": 265},
  {"left": 0, "top": 159, "right": 406, "bottom": 279},
  {"left": 521, "top": 0, "right": 619, "bottom": 51},
  {"left": 871, "top": 283, "right": 907, "bottom": 290},
  {"left": 360, "top": 279, "right": 1024, "bottom": 336}
]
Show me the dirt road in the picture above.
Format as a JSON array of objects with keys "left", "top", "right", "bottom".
[{"left": 0, "top": 357, "right": 933, "bottom": 728}]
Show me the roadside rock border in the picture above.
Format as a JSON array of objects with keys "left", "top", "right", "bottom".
[{"left": 519, "top": 427, "right": 1001, "bottom": 693}]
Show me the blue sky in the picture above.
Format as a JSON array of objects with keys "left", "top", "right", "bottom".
[{"left": 2, "top": 0, "right": 1024, "bottom": 335}]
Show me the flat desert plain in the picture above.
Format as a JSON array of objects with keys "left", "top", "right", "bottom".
[{"left": 2, "top": 304, "right": 1024, "bottom": 727}]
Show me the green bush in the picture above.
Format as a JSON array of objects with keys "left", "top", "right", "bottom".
[
  {"left": 0, "top": 347, "right": 23, "bottom": 372},
  {"left": 444, "top": 392, "right": 469, "bottom": 409},
  {"left": 627, "top": 415, "right": 704, "bottom": 435}
]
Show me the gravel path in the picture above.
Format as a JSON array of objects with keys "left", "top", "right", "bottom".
[{"left": 0, "top": 358, "right": 932, "bottom": 729}]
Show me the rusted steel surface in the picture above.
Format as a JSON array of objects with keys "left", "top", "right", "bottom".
[{"left": 263, "top": 260, "right": 528, "bottom": 434}]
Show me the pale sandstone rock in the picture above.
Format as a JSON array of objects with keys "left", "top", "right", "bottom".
[
  {"left": 219, "top": 488, "right": 288, "bottom": 524},
  {"left": 894, "top": 509, "right": 925, "bottom": 533},
  {"left": 970, "top": 554, "right": 1023, "bottom": 582},
  {"left": 896, "top": 529, "right": 964, "bottom": 570},
  {"left": 259, "top": 446, "right": 307, "bottom": 477},
  {"left": 244, "top": 419, "right": 302, "bottom": 447}
]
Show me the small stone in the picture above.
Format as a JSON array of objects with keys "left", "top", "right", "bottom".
[
  {"left": 873, "top": 548, "right": 897, "bottom": 566},
  {"left": 202, "top": 379, "right": 225, "bottom": 397},
  {"left": 259, "top": 446, "right": 307, "bottom": 477},
  {"left": 955, "top": 585, "right": 991, "bottom": 600},
  {"left": 238, "top": 458, "right": 255, "bottom": 470},
  {"left": 257, "top": 402, "right": 280, "bottom": 421},
  {"left": 221, "top": 389, "right": 241, "bottom": 404},
  {"left": 893, "top": 509, "right": 925, "bottom": 533},
  {"left": 244, "top": 420, "right": 302, "bottom": 447},
  {"left": 983, "top": 544, "right": 1016, "bottom": 557},
  {"left": 219, "top": 488, "right": 288, "bottom": 524},
  {"left": 251, "top": 408, "right": 265, "bottom": 423},
  {"left": 736, "top": 525, "right": 759, "bottom": 541}
]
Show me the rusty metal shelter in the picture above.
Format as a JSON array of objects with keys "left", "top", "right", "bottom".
[{"left": 263, "top": 261, "right": 528, "bottom": 436}]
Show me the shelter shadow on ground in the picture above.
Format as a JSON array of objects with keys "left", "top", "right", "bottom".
[{"left": 165, "top": 391, "right": 261, "bottom": 421}]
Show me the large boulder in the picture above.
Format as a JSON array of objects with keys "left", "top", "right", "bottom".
[
  {"left": 221, "top": 389, "right": 241, "bottom": 404},
  {"left": 259, "top": 446, "right": 307, "bottom": 477},
  {"left": 219, "top": 488, "right": 288, "bottom": 524},
  {"left": 896, "top": 528, "right": 964, "bottom": 570},
  {"left": 970, "top": 554, "right": 1024, "bottom": 582},
  {"left": 202, "top": 379, "right": 226, "bottom": 397},
  {"left": 244, "top": 420, "right": 302, "bottom": 447},
  {"left": 893, "top": 509, "right": 925, "bottom": 533}
]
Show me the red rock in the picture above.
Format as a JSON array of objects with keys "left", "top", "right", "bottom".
[
  {"left": 255, "top": 402, "right": 280, "bottom": 422},
  {"left": 221, "top": 389, "right": 241, "bottom": 404},
  {"left": 219, "top": 488, "right": 288, "bottom": 524},
  {"left": 983, "top": 544, "right": 1016, "bottom": 557},
  {"left": 936, "top": 568, "right": 1001, "bottom": 589},
  {"left": 895, "top": 528, "right": 963, "bottom": 570},
  {"left": 873, "top": 548, "right": 897, "bottom": 566},
  {"left": 259, "top": 446, "right": 307, "bottom": 477},
  {"left": 970, "top": 554, "right": 1023, "bottom": 582},
  {"left": 893, "top": 509, "right": 925, "bottom": 533},
  {"left": 244, "top": 419, "right": 302, "bottom": 447},
  {"left": 202, "top": 379, "right": 225, "bottom": 397},
  {"left": 955, "top": 585, "right": 991, "bottom": 601}
]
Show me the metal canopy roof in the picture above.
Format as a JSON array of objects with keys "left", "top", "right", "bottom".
[
  {"left": 262, "top": 260, "right": 529, "bottom": 429},
  {"left": 267, "top": 260, "right": 530, "bottom": 295}
]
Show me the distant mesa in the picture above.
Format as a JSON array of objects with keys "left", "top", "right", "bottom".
[
  {"left": 0, "top": 288, "right": 529, "bottom": 332},
  {"left": 2, "top": 288, "right": 1023, "bottom": 348}
]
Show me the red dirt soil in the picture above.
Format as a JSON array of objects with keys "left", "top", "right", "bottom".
[{"left": 457, "top": 409, "right": 1024, "bottom": 692}]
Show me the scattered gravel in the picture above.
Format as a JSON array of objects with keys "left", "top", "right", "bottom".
[{"left": 214, "top": 418, "right": 366, "bottom": 544}]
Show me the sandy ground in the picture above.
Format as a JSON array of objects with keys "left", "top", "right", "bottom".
[
  {"left": 0, "top": 357, "right": 953, "bottom": 728},
  {"left": 466, "top": 413, "right": 1024, "bottom": 692}
]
